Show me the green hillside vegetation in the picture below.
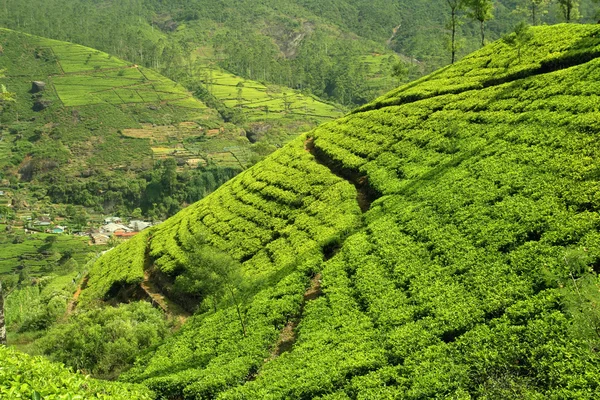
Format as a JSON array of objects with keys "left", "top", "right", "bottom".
[
  {"left": 0, "top": 27, "right": 353, "bottom": 219},
  {"left": 0, "top": 346, "right": 154, "bottom": 399},
  {"left": 0, "top": 229, "right": 90, "bottom": 275},
  {"left": 0, "top": 30, "right": 236, "bottom": 218},
  {"left": 198, "top": 65, "right": 343, "bottom": 122},
  {"left": 41, "top": 23, "right": 600, "bottom": 399},
  {"left": 3, "top": 0, "right": 600, "bottom": 111}
]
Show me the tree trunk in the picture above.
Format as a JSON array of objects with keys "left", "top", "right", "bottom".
[
  {"left": 532, "top": 3, "right": 537, "bottom": 26},
  {"left": 480, "top": 21, "right": 485, "bottom": 47},
  {"left": 451, "top": 8, "right": 457, "bottom": 64},
  {"left": 0, "top": 281, "right": 6, "bottom": 346},
  {"left": 228, "top": 285, "right": 246, "bottom": 337}
]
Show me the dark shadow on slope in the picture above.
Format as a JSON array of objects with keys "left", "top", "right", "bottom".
[{"left": 305, "top": 137, "right": 381, "bottom": 213}]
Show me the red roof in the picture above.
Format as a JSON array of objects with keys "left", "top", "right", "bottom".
[{"left": 114, "top": 231, "right": 138, "bottom": 238}]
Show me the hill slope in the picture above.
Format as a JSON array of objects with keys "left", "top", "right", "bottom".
[
  {"left": 0, "top": 29, "right": 341, "bottom": 221},
  {"left": 73, "top": 24, "right": 600, "bottom": 398}
]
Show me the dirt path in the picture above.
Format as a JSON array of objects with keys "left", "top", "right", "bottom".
[
  {"left": 386, "top": 24, "right": 402, "bottom": 46},
  {"left": 269, "top": 273, "right": 322, "bottom": 360},
  {"left": 141, "top": 271, "right": 190, "bottom": 327},
  {"left": 65, "top": 275, "right": 88, "bottom": 316}
]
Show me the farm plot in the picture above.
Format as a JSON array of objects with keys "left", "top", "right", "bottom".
[{"left": 199, "top": 66, "right": 344, "bottom": 121}]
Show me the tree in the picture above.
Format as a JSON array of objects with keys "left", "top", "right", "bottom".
[
  {"left": 518, "top": 0, "right": 551, "bottom": 25},
  {"left": 503, "top": 22, "right": 534, "bottom": 60},
  {"left": 282, "top": 92, "right": 292, "bottom": 112},
  {"left": 236, "top": 81, "right": 244, "bottom": 109},
  {"left": 557, "top": 0, "right": 580, "bottom": 22},
  {"left": 446, "top": 0, "right": 466, "bottom": 64},
  {"left": 391, "top": 60, "right": 409, "bottom": 86},
  {"left": 175, "top": 236, "right": 247, "bottom": 336},
  {"left": 466, "top": 0, "right": 494, "bottom": 47}
]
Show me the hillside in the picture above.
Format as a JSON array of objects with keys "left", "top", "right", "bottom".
[
  {"left": 0, "top": 28, "right": 343, "bottom": 221},
  {"left": 58, "top": 23, "right": 600, "bottom": 398}
]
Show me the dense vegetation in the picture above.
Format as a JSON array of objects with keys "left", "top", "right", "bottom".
[
  {"left": 0, "top": 346, "right": 155, "bottom": 399},
  {"left": 49, "top": 23, "right": 600, "bottom": 398},
  {"left": 0, "top": 26, "right": 344, "bottom": 220},
  {"left": 38, "top": 302, "right": 169, "bottom": 379},
  {"left": 6, "top": 0, "right": 599, "bottom": 108},
  {"left": 4, "top": 4, "right": 600, "bottom": 397}
]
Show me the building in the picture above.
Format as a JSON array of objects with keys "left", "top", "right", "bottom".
[
  {"left": 91, "top": 233, "right": 110, "bottom": 245},
  {"left": 101, "top": 223, "right": 131, "bottom": 234},
  {"left": 129, "top": 220, "right": 152, "bottom": 232}
]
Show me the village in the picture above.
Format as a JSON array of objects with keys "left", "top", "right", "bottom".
[{"left": 0, "top": 186, "right": 159, "bottom": 246}]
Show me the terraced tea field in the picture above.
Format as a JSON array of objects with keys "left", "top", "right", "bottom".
[
  {"left": 0, "top": 229, "right": 92, "bottom": 275},
  {"left": 15, "top": 33, "right": 208, "bottom": 111},
  {"left": 199, "top": 65, "right": 344, "bottom": 122}
]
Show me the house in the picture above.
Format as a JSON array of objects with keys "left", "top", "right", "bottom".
[
  {"left": 114, "top": 231, "right": 138, "bottom": 239},
  {"left": 34, "top": 216, "right": 52, "bottom": 226},
  {"left": 101, "top": 223, "right": 132, "bottom": 234},
  {"left": 91, "top": 233, "right": 110, "bottom": 245},
  {"left": 129, "top": 220, "right": 152, "bottom": 232},
  {"left": 104, "top": 216, "right": 122, "bottom": 224}
]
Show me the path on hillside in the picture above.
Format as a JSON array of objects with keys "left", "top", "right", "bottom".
[
  {"left": 141, "top": 270, "right": 190, "bottom": 327},
  {"left": 269, "top": 273, "right": 322, "bottom": 361},
  {"left": 65, "top": 274, "right": 88, "bottom": 317},
  {"left": 247, "top": 273, "right": 324, "bottom": 381}
]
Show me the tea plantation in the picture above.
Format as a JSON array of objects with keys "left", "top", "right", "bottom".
[{"left": 6, "top": 23, "right": 600, "bottom": 398}]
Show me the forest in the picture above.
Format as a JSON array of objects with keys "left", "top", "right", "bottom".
[{"left": 2, "top": 1, "right": 600, "bottom": 399}]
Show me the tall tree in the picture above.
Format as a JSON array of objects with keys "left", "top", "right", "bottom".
[
  {"left": 446, "top": 0, "right": 466, "bottom": 64},
  {"left": 503, "top": 21, "right": 534, "bottom": 60},
  {"left": 557, "top": 0, "right": 580, "bottom": 22},
  {"left": 391, "top": 60, "right": 409, "bottom": 85},
  {"left": 519, "top": 0, "right": 551, "bottom": 25},
  {"left": 466, "top": 0, "right": 494, "bottom": 47}
]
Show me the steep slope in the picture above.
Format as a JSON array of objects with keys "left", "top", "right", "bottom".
[{"left": 83, "top": 24, "right": 600, "bottom": 398}]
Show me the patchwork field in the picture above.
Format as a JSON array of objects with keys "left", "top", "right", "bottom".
[
  {"left": 199, "top": 65, "right": 344, "bottom": 122},
  {"left": 0, "top": 229, "right": 92, "bottom": 275},
  {"left": 11, "top": 33, "right": 208, "bottom": 110}
]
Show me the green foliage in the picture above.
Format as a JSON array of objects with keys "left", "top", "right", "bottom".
[
  {"left": 79, "top": 231, "right": 150, "bottom": 304},
  {"left": 0, "top": 346, "right": 155, "bottom": 399},
  {"left": 4, "top": 272, "right": 80, "bottom": 332},
  {"left": 0, "top": 231, "right": 90, "bottom": 275},
  {"left": 37, "top": 302, "right": 169, "bottom": 379},
  {"left": 101, "top": 24, "right": 600, "bottom": 398},
  {"left": 503, "top": 21, "right": 535, "bottom": 59}
]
